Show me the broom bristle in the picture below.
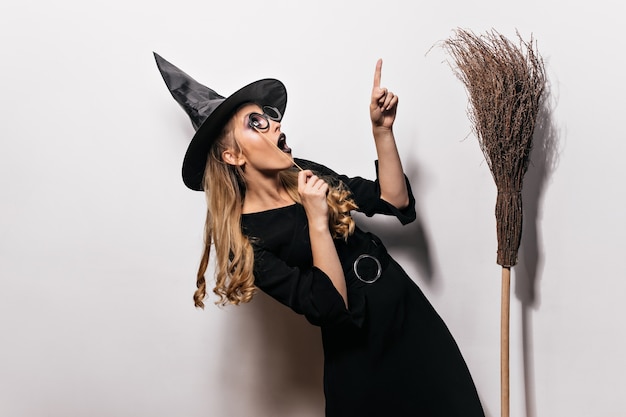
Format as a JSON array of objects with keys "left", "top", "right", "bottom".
[{"left": 443, "top": 29, "right": 546, "bottom": 267}]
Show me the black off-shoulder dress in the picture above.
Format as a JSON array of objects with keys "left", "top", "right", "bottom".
[{"left": 241, "top": 159, "right": 485, "bottom": 417}]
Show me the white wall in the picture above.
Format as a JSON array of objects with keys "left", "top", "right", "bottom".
[{"left": 1, "top": 1, "right": 625, "bottom": 416}]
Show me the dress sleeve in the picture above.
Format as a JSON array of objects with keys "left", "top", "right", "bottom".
[
  {"left": 295, "top": 158, "right": 417, "bottom": 225},
  {"left": 253, "top": 245, "right": 354, "bottom": 327}
]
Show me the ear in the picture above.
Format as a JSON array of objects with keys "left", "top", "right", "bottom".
[{"left": 221, "top": 149, "right": 246, "bottom": 167}]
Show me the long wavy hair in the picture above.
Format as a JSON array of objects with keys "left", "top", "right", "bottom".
[{"left": 193, "top": 117, "right": 358, "bottom": 308}]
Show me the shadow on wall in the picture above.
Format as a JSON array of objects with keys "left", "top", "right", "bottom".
[
  {"left": 515, "top": 79, "right": 561, "bottom": 417},
  {"left": 353, "top": 157, "right": 436, "bottom": 287},
  {"left": 218, "top": 291, "right": 325, "bottom": 417}
]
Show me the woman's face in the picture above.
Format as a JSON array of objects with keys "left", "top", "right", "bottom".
[{"left": 224, "top": 103, "right": 293, "bottom": 174}]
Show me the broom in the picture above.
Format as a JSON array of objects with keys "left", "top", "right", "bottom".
[{"left": 442, "top": 29, "right": 546, "bottom": 417}]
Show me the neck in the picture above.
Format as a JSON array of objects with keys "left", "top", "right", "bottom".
[{"left": 242, "top": 170, "right": 294, "bottom": 214}]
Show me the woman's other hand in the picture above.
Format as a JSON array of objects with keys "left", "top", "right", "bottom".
[
  {"left": 299, "top": 169, "right": 348, "bottom": 306},
  {"left": 298, "top": 170, "right": 329, "bottom": 230}
]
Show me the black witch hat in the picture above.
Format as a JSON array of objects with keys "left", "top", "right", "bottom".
[{"left": 154, "top": 52, "right": 287, "bottom": 191}]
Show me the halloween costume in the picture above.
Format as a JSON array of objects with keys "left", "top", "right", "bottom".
[
  {"left": 154, "top": 53, "right": 485, "bottom": 416},
  {"left": 241, "top": 158, "right": 484, "bottom": 416}
]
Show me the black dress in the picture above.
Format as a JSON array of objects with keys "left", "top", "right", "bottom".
[{"left": 241, "top": 159, "right": 485, "bottom": 417}]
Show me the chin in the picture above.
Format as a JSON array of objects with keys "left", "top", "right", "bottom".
[{"left": 280, "top": 154, "right": 294, "bottom": 169}]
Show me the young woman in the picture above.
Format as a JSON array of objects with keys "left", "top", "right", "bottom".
[{"left": 155, "top": 53, "right": 485, "bottom": 417}]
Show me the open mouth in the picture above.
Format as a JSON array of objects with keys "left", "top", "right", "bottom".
[{"left": 277, "top": 133, "right": 291, "bottom": 153}]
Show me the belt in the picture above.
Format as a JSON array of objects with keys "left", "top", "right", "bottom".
[{"left": 348, "top": 235, "right": 390, "bottom": 285}]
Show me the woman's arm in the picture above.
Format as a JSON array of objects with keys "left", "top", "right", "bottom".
[
  {"left": 298, "top": 170, "right": 348, "bottom": 307},
  {"left": 370, "top": 59, "right": 410, "bottom": 210}
]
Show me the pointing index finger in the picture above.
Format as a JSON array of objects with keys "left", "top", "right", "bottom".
[{"left": 373, "top": 58, "right": 383, "bottom": 89}]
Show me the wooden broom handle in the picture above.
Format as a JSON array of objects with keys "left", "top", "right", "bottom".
[{"left": 501, "top": 266, "right": 511, "bottom": 417}]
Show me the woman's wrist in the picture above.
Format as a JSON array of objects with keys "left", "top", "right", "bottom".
[
  {"left": 307, "top": 218, "right": 331, "bottom": 234},
  {"left": 372, "top": 125, "right": 394, "bottom": 141}
]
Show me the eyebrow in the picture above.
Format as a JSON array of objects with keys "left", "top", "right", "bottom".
[{"left": 238, "top": 105, "right": 263, "bottom": 127}]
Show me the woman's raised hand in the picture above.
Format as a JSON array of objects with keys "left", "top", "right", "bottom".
[
  {"left": 298, "top": 170, "right": 329, "bottom": 229},
  {"left": 370, "top": 59, "right": 398, "bottom": 130}
]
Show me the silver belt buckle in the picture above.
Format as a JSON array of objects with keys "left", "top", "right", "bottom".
[{"left": 353, "top": 254, "right": 382, "bottom": 284}]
